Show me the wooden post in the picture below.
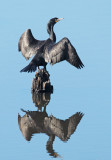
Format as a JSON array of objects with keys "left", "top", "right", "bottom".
[{"left": 31, "top": 69, "right": 53, "bottom": 93}]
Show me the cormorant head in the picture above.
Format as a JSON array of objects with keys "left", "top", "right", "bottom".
[
  {"left": 47, "top": 17, "right": 64, "bottom": 41},
  {"left": 48, "top": 17, "right": 64, "bottom": 26}
]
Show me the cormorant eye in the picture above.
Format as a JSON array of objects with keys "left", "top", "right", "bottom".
[{"left": 55, "top": 19, "right": 58, "bottom": 22}]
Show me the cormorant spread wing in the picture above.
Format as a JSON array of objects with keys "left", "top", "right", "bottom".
[
  {"left": 18, "top": 29, "right": 45, "bottom": 60},
  {"left": 46, "top": 37, "right": 84, "bottom": 69}
]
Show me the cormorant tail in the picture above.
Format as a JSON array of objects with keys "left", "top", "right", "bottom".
[{"left": 20, "top": 63, "right": 37, "bottom": 73}]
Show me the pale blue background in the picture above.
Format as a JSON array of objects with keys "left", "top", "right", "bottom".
[{"left": 0, "top": 0, "right": 111, "bottom": 160}]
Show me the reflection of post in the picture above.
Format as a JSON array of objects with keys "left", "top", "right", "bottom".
[
  {"left": 32, "top": 69, "right": 53, "bottom": 93},
  {"left": 32, "top": 92, "right": 51, "bottom": 111}
]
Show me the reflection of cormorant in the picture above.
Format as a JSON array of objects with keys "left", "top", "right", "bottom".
[
  {"left": 32, "top": 92, "right": 51, "bottom": 111},
  {"left": 18, "top": 109, "right": 48, "bottom": 141},
  {"left": 18, "top": 17, "right": 84, "bottom": 72},
  {"left": 18, "top": 109, "right": 83, "bottom": 158}
]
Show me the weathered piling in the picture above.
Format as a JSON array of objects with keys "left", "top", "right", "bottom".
[{"left": 31, "top": 69, "right": 53, "bottom": 93}]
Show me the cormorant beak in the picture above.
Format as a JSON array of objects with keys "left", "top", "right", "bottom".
[{"left": 55, "top": 18, "right": 64, "bottom": 23}]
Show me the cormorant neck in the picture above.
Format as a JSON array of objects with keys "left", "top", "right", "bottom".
[{"left": 47, "top": 24, "right": 56, "bottom": 42}]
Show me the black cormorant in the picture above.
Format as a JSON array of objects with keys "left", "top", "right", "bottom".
[{"left": 18, "top": 17, "right": 84, "bottom": 72}]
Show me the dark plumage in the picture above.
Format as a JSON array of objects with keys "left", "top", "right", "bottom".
[{"left": 18, "top": 17, "right": 84, "bottom": 72}]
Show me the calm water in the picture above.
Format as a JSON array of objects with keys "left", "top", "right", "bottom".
[{"left": 0, "top": 67, "right": 111, "bottom": 160}]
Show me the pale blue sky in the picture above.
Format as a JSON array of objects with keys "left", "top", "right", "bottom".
[{"left": 0, "top": 0, "right": 111, "bottom": 160}]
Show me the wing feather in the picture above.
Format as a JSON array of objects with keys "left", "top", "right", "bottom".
[
  {"left": 18, "top": 29, "right": 45, "bottom": 60},
  {"left": 46, "top": 37, "right": 84, "bottom": 69}
]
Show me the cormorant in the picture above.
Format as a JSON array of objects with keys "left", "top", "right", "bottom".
[{"left": 18, "top": 17, "right": 84, "bottom": 72}]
